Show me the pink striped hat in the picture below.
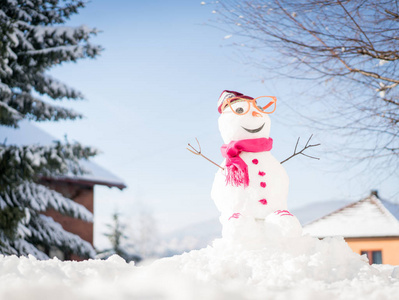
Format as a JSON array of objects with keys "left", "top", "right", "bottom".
[{"left": 217, "top": 90, "right": 253, "bottom": 113}]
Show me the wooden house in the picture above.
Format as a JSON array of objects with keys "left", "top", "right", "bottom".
[
  {"left": 0, "top": 121, "right": 126, "bottom": 260},
  {"left": 39, "top": 159, "right": 126, "bottom": 260},
  {"left": 303, "top": 191, "right": 399, "bottom": 265}
]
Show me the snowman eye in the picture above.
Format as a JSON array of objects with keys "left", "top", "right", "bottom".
[{"left": 230, "top": 101, "right": 248, "bottom": 115}]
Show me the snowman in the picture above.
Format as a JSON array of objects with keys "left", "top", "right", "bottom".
[{"left": 210, "top": 90, "right": 302, "bottom": 246}]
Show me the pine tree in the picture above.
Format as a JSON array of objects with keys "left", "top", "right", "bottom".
[
  {"left": 101, "top": 212, "right": 141, "bottom": 263},
  {"left": 0, "top": 0, "right": 102, "bottom": 259}
]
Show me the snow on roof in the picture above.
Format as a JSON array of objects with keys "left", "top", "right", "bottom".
[
  {"left": 0, "top": 120, "right": 126, "bottom": 189},
  {"left": 303, "top": 194, "right": 399, "bottom": 238}
]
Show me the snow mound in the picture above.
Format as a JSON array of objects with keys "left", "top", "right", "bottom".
[
  {"left": 154, "top": 236, "right": 392, "bottom": 286},
  {"left": 1, "top": 235, "right": 398, "bottom": 299}
]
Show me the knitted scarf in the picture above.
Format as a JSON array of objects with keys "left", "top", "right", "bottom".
[{"left": 221, "top": 137, "right": 273, "bottom": 188}]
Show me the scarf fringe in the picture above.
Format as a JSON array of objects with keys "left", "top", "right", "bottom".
[
  {"left": 221, "top": 137, "right": 273, "bottom": 188},
  {"left": 225, "top": 165, "right": 249, "bottom": 188}
]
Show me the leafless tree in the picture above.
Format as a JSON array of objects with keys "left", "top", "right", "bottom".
[{"left": 212, "top": 0, "right": 399, "bottom": 175}]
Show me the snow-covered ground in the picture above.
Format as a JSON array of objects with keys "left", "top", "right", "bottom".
[
  {"left": 159, "top": 200, "right": 352, "bottom": 256},
  {"left": 1, "top": 235, "right": 398, "bottom": 300}
]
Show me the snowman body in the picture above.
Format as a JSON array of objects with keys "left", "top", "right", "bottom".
[
  {"left": 211, "top": 92, "right": 301, "bottom": 242},
  {"left": 211, "top": 151, "right": 289, "bottom": 220}
]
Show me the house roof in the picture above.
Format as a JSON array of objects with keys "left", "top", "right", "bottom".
[
  {"left": 0, "top": 120, "right": 126, "bottom": 190},
  {"left": 302, "top": 193, "right": 399, "bottom": 238}
]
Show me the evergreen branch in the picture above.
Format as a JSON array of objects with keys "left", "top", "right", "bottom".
[
  {"left": 31, "top": 73, "right": 84, "bottom": 100},
  {"left": 4, "top": 92, "right": 83, "bottom": 122},
  {"left": 0, "top": 101, "right": 23, "bottom": 127},
  {"left": 12, "top": 238, "right": 49, "bottom": 260},
  {"left": 7, "top": 182, "right": 93, "bottom": 222},
  {"left": 29, "top": 214, "right": 95, "bottom": 258},
  {"left": 0, "top": 142, "right": 98, "bottom": 188}
]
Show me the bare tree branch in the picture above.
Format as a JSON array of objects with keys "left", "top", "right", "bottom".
[
  {"left": 211, "top": 0, "right": 399, "bottom": 175},
  {"left": 280, "top": 135, "right": 321, "bottom": 164}
]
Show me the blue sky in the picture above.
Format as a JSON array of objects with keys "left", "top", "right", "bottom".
[{"left": 33, "top": 0, "right": 398, "bottom": 249}]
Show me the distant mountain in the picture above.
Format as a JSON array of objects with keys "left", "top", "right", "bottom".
[
  {"left": 159, "top": 218, "right": 222, "bottom": 257},
  {"left": 160, "top": 200, "right": 352, "bottom": 256},
  {"left": 291, "top": 200, "right": 353, "bottom": 225}
]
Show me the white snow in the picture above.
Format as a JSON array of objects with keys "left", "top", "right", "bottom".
[
  {"left": 379, "top": 59, "right": 389, "bottom": 66},
  {"left": 1, "top": 235, "right": 398, "bottom": 299}
]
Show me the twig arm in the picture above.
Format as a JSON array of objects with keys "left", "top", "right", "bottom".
[
  {"left": 187, "top": 138, "right": 225, "bottom": 170},
  {"left": 200, "top": 153, "right": 224, "bottom": 170},
  {"left": 280, "top": 134, "right": 320, "bottom": 164}
]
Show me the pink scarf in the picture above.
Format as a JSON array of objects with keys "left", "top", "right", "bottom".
[{"left": 221, "top": 137, "right": 273, "bottom": 188}]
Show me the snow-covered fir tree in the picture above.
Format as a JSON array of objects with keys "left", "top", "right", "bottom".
[
  {"left": 0, "top": 0, "right": 102, "bottom": 259},
  {"left": 99, "top": 212, "right": 141, "bottom": 263}
]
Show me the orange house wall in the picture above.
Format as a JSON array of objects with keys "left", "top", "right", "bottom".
[{"left": 345, "top": 237, "right": 399, "bottom": 265}]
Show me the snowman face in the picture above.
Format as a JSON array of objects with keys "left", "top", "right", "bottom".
[{"left": 218, "top": 99, "right": 272, "bottom": 143}]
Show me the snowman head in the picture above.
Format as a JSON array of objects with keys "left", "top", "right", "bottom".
[{"left": 217, "top": 90, "right": 277, "bottom": 143}]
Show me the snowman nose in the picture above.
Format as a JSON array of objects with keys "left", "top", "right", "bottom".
[{"left": 252, "top": 111, "right": 262, "bottom": 117}]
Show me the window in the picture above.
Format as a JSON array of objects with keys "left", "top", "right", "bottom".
[{"left": 361, "top": 250, "right": 382, "bottom": 264}]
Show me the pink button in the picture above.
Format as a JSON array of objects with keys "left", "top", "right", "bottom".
[
  {"left": 252, "top": 159, "right": 258, "bottom": 164},
  {"left": 260, "top": 182, "right": 266, "bottom": 188},
  {"left": 258, "top": 171, "right": 265, "bottom": 176},
  {"left": 259, "top": 199, "right": 267, "bottom": 205}
]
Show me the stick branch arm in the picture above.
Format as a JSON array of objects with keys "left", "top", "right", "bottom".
[
  {"left": 187, "top": 138, "right": 225, "bottom": 170},
  {"left": 280, "top": 134, "right": 321, "bottom": 164}
]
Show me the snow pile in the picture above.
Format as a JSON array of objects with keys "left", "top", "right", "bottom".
[
  {"left": 1, "top": 235, "right": 399, "bottom": 299},
  {"left": 155, "top": 236, "right": 398, "bottom": 292},
  {"left": 160, "top": 201, "right": 353, "bottom": 256},
  {"left": 0, "top": 254, "right": 225, "bottom": 300}
]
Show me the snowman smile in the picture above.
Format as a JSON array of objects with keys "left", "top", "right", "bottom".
[{"left": 241, "top": 123, "right": 265, "bottom": 133}]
